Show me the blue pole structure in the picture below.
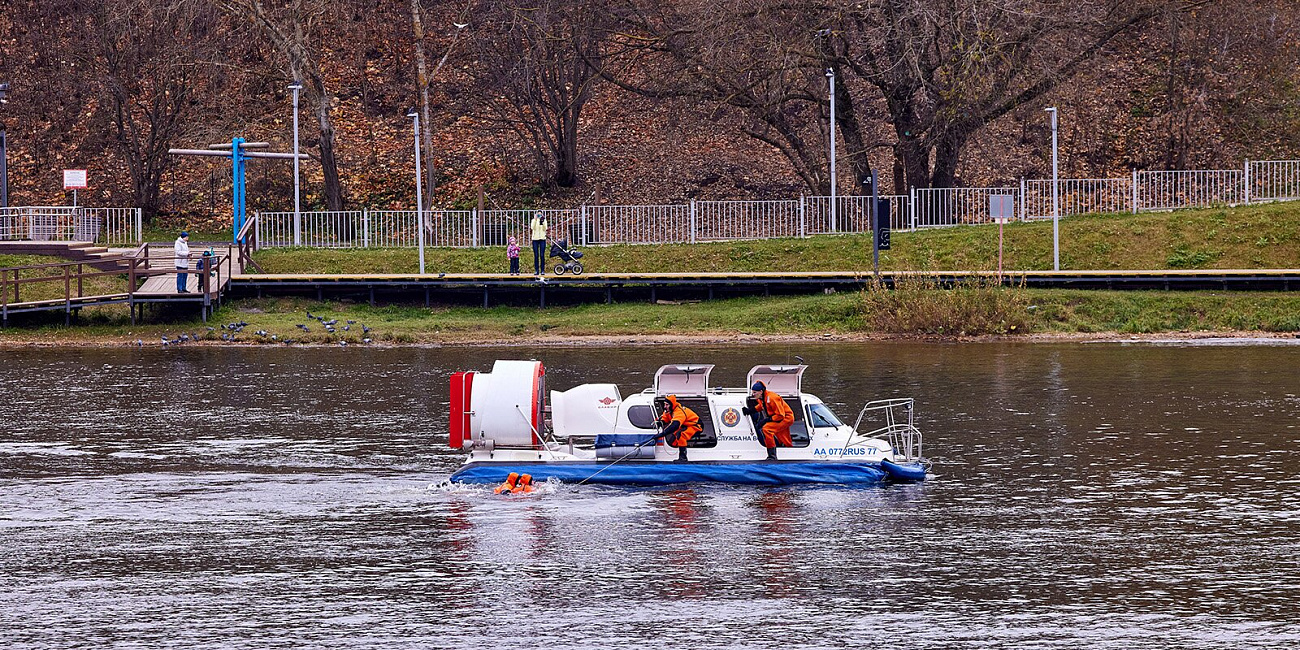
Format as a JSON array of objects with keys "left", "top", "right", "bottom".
[{"left": 231, "top": 137, "right": 245, "bottom": 244}]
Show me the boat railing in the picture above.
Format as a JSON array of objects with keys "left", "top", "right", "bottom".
[{"left": 851, "top": 398, "right": 923, "bottom": 462}]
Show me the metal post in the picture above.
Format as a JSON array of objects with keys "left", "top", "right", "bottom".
[
  {"left": 826, "top": 68, "right": 837, "bottom": 234},
  {"left": 799, "top": 195, "right": 806, "bottom": 238},
  {"left": 290, "top": 82, "right": 303, "bottom": 246},
  {"left": 580, "top": 204, "right": 588, "bottom": 246},
  {"left": 909, "top": 187, "right": 916, "bottom": 230},
  {"left": 363, "top": 208, "right": 371, "bottom": 248},
  {"left": 232, "top": 137, "right": 245, "bottom": 244},
  {"left": 135, "top": 208, "right": 143, "bottom": 243},
  {"left": 869, "top": 171, "right": 879, "bottom": 276},
  {"left": 471, "top": 208, "right": 479, "bottom": 247},
  {"left": 409, "top": 110, "right": 426, "bottom": 274},
  {"left": 1046, "top": 107, "right": 1059, "bottom": 270},
  {"left": 0, "top": 82, "right": 8, "bottom": 209},
  {"left": 0, "top": 130, "right": 7, "bottom": 209},
  {"left": 689, "top": 199, "right": 697, "bottom": 245},
  {"left": 1244, "top": 159, "right": 1251, "bottom": 204},
  {"left": 1132, "top": 169, "right": 1139, "bottom": 213},
  {"left": 1019, "top": 177, "right": 1027, "bottom": 221}
]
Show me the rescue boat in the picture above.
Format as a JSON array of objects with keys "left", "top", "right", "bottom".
[{"left": 447, "top": 360, "right": 930, "bottom": 487}]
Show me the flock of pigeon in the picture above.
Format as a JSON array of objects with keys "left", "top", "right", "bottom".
[{"left": 140, "top": 310, "right": 375, "bottom": 347}]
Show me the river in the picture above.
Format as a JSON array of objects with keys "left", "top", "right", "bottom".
[{"left": 2, "top": 342, "right": 1299, "bottom": 648}]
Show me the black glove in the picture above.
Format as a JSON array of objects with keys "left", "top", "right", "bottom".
[
  {"left": 745, "top": 396, "right": 759, "bottom": 409},
  {"left": 741, "top": 406, "right": 754, "bottom": 415}
]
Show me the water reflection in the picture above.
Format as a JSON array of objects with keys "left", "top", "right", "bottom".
[{"left": 2, "top": 342, "right": 1299, "bottom": 648}]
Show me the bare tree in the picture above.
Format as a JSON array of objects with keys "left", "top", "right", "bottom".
[
  {"left": 411, "top": 0, "right": 469, "bottom": 205},
  {"left": 465, "top": 0, "right": 603, "bottom": 188},
  {"left": 606, "top": 0, "right": 1210, "bottom": 191},
  {"left": 47, "top": 0, "right": 219, "bottom": 221},
  {"left": 222, "top": 0, "right": 345, "bottom": 210}
]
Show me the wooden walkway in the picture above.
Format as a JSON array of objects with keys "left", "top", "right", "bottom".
[
  {"left": 1, "top": 244, "right": 239, "bottom": 325},
  {"left": 229, "top": 268, "right": 1300, "bottom": 307}
]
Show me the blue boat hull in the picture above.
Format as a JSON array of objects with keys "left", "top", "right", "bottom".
[
  {"left": 449, "top": 460, "right": 888, "bottom": 486},
  {"left": 880, "top": 458, "right": 928, "bottom": 482}
]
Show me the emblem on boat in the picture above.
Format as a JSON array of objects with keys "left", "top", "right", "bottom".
[
  {"left": 721, "top": 407, "right": 741, "bottom": 427},
  {"left": 599, "top": 397, "right": 616, "bottom": 405}
]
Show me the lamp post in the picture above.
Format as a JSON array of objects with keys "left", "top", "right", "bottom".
[
  {"left": 0, "top": 82, "right": 10, "bottom": 209},
  {"left": 408, "top": 109, "right": 426, "bottom": 275},
  {"left": 826, "top": 68, "right": 837, "bottom": 233},
  {"left": 289, "top": 82, "right": 303, "bottom": 246},
  {"left": 1046, "top": 106, "right": 1059, "bottom": 270}
]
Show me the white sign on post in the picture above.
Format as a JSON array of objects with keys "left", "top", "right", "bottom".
[{"left": 63, "top": 169, "right": 89, "bottom": 190}]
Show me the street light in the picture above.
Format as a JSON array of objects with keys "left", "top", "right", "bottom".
[
  {"left": 407, "top": 109, "right": 426, "bottom": 275},
  {"left": 1046, "top": 107, "right": 1059, "bottom": 270},
  {"left": 0, "top": 82, "right": 10, "bottom": 209},
  {"left": 288, "top": 82, "right": 303, "bottom": 246},
  {"left": 826, "top": 68, "right": 836, "bottom": 233}
]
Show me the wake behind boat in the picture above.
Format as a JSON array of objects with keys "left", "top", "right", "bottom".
[{"left": 447, "top": 361, "right": 929, "bottom": 487}]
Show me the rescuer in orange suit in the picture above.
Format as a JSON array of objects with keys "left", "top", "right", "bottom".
[
  {"left": 656, "top": 394, "right": 702, "bottom": 462},
  {"left": 744, "top": 381, "right": 793, "bottom": 461}
]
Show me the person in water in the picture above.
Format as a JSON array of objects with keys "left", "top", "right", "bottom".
[
  {"left": 743, "top": 381, "right": 793, "bottom": 461},
  {"left": 494, "top": 472, "right": 535, "bottom": 494},
  {"left": 656, "top": 394, "right": 701, "bottom": 462}
]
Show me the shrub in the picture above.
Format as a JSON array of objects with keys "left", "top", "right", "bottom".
[{"left": 859, "top": 273, "right": 1034, "bottom": 336}]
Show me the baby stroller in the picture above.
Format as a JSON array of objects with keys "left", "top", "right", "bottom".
[{"left": 548, "top": 238, "right": 584, "bottom": 275}]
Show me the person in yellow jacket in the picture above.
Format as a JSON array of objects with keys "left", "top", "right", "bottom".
[
  {"left": 529, "top": 212, "right": 548, "bottom": 275},
  {"left": 656, "top": 394, "right": 702, "bottom": 462}
]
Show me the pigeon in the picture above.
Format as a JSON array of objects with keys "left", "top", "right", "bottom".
[
  {"left": 324, "top": 319, "right": 338, "bottom": 326},
  {"left": 346, "top": 320, "right": 356, "bottom": 325},
  {"left": 362, "top": 338, "right": 372, "bottom": 344},
  {"left": 438, "top": 273, "right": 446, "bottom": 278},
  {"left": 135, "top": 340, "right": 143, "bottom": 347},
  {"left": 297, "top": 324, "right": 310, "bottom": 331},
  {"left": 179, "top": 334, "right": 190, "bottom": 342},
  {"left": 255, "top": 330, "right": 268, "bottom": 337},
  {"left": 306, "top": 310, "right": 316, "bottom": 320},
  {"left": 270, "top": 335, "right": 279, "bottom": 342},
  {"left": 361, "top": 325, "right": 371, "bottom": 334},
  {"left": 339, "top": 340, "right": 348, "bottom": 347},
  {"left": 342, "top": 325, "right": 350, "bottom": 331}
]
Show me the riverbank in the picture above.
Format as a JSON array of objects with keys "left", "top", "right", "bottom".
[{"left": 3, "top": 288, "right": 1299, "bottom": 347}]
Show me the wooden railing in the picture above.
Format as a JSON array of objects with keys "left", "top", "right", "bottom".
[
  {"left": 237, "top": 214, "right": 263, "bottom": 273},
  {"left": 2, "top": 250, "right": 233, "bottom": 324}
]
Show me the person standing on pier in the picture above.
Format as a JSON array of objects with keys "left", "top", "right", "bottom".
[
  {"left": 174, "top": 231, "right": 191, "bottom": 293},
  {"left": 507, "top": 236, "right": 521, "bottom": 275},
  {"left": 529, "top": 212, "right": 548, "bottom": 275}
]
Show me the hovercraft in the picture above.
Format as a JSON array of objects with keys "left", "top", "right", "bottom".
[{"left": 447, "top": 360, "right": 929, "bottom": 487}]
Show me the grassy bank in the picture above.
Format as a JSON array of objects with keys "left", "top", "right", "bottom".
[
  {"left": 4, "top": 288, "right": 1300, "bottom": 346},
  {"left": 249, "top": 201, "right": 1300, "bottom": 275}
]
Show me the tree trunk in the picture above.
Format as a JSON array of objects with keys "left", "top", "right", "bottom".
[
  {"left": 316, "top": 92, "right": 344, "bottom": 211},
  {"left": 411, "top": 0, "right": 436, "bottom": 204}
]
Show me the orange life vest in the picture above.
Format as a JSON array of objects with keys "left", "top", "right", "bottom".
[
  {"left": 658, "top": 395, "right": 702, "bottom": 448},
  {"left": 494, "top": 472, "right": 520, "bottom": 494},
  {"left": 511, "top": 474, "right": 535, "bottom": 494}
]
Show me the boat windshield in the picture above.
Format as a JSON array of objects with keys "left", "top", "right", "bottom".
[{"left": 808, "top": 403, "right": 844, "bottom": 428}]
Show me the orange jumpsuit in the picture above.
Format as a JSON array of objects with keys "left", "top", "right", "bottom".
[
  {"left": 658, "top": 395, "right": 702, "bottom": 448},
  {"left": 755, "top": 390, "right": 794, "bottom": 448}
]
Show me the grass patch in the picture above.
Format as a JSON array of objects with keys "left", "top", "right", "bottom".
[{"left": 247, "top": 201, "right": 1300, "bottom": 275}]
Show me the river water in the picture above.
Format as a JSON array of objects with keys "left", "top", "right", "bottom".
[{"left": 2, "top": 342, "right": 1299, "bottom": 649}]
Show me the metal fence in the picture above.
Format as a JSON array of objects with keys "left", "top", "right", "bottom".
[
  {"left": 0, "top": 206, "right": 142, "bottom": 245},
  {"left": 251, "top": 156, "right": 1300, "bottom": 249}
]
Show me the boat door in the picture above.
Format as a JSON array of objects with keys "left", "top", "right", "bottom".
[
  {"left": 746, "top": 365, "right": 805, "bottom": 396},
  {"left": 654, "top": 364, "right": 714, "bottom": 396}
]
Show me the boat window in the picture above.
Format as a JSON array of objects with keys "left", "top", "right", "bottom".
[
  {"left": 626, "top": 405, "right": 657, "bottom": 429},
  {"left": 808, "top": 403, "right": 843, "bottom": 428}
]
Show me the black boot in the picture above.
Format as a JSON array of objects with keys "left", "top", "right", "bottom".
[
  {"left": 675, "top": 447, "right": 688, "bottom": 463},
  {"left": 765, "top": 447, "right": 778, "bottom": 461}
]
